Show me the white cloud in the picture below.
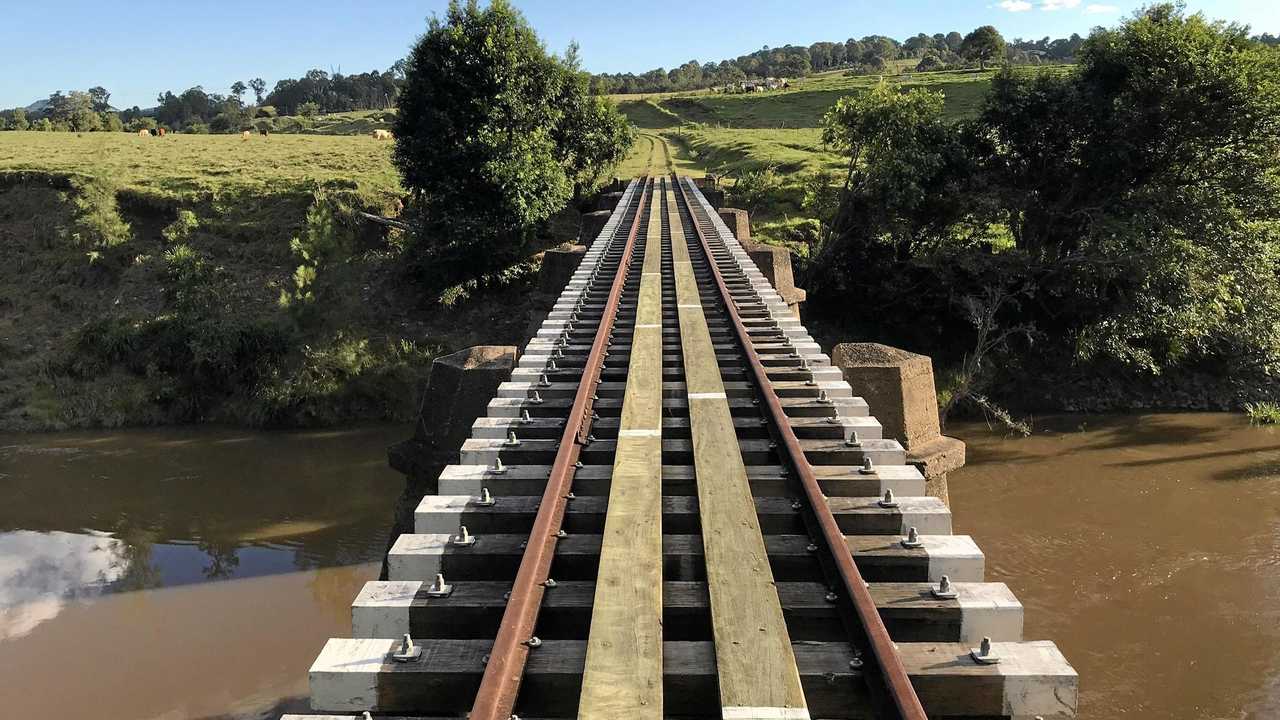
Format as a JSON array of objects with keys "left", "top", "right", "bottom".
[
  {"left": 999, "top": 0, "right": 1033, "bottom": 11},
  {"left": 1084, "top": 3, "right": 1120, "bottom": 13},
  {"left": 1041, "top": 0, "right": 1082, "bottom": 10},
  {"left": 0, "top": 530, "right": 129, "bottom": 640}
]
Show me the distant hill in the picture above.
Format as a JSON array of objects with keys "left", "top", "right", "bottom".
[{"left": 23, "top": 98, "right": 50, "bottom": 114}]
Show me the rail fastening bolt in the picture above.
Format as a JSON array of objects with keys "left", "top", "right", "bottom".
[
  {"left": 971, "top": 636, "right": 1001, "bottom": 665},
  {"left": 477, "top": 487, "right": 495, "bottom": 507},
  {"left": 878, "top": 488, "right": 898, "bottom": 508},
  {"left": 859, "top": 456, "right": 875, "bottom": 474},
  {"left": 452, "top": 525, "right": 476, "bottom": 547},
  {"left": 901, "top": 526, "right": 923, "bottom": 549},
  {"left": 504, "top": 430, "right": 521, "bottom": 447},
  {"left": 933, "top": 574, "right": 958, "bottom": 600}
]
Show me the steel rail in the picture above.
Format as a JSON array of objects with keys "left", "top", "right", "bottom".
[
  {"left": 468, "top": 178, "right": 652, "bottom": 720},
  {"left": 672, "top": 175, "right": 929, "bottom": 720}
]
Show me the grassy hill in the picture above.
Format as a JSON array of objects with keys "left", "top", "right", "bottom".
[
  {"left": 612, "top": 67, "right": 1068, "bottom": 244},
  {"left": 0, "top": 131, "right": 563, "bottom": 431}
]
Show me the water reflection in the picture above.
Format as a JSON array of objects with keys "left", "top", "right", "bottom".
[
  {"left": 0, "top": 530, "right": 127, "bottom": 640},
  {"left": 0, "top": 425, "right": 406, "bottom": 646}
]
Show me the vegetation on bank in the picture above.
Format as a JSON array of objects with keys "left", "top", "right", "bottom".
[
  {"left": 623, "top": 5, "right": 1280, "bottom": 419},
  {"left": 0, "top": 0, "right": 630, "bottom": 433},
  {"left": 0, "top": 133, "right": 565, "bottom": 431}
]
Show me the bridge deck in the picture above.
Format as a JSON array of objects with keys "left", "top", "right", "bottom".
[{"left": 288, "top": 175, "right": 1077, "bottom": 720}]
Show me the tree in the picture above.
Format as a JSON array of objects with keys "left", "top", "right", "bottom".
[
  {"left": 554, "top": 42, "right": 635, "bottom": 197},
  {"left": 297, "top": 101, "right": 320, "bottom": 117},
  {"left": 394, "top": 0, "right": 630, "bottom": 296},
  {"left": 10, "top": 108, "right": 28, "bottom": 131},
  {"left": 231, "top": 81, "right": 247, "bottom": 104},
  {"left": 101, "top": 112, "right": 123, "bottom": 132},
  {"left": 47, "top": 91, "right": 102, "bottom": 131},
  {"left": 249, "top": 77, "right": 267, "bottom": 104},
  {"left": 88, "top": 86, "right": 111, "bottom": 111},
  {"left": 960, "top": 26, "right": 1006, "bottom": 69}
]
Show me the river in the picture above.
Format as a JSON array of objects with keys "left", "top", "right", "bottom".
[{"left": 0, "top": 414, "right": 1276, "bottom": 718}]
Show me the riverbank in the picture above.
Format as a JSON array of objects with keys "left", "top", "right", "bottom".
[{"left": 0, "top": 133, "right": 575, "bottom": 432}]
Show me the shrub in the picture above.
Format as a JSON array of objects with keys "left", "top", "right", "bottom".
[
  {"left": 161, "top": 210, "right": 199, "bottom": 243},
  {"left": 67, "top": 177, "right": 131, "bottom": 248},
  {"left": 255, "top": 105, "right": 278, "bottom": 118},
  {"left": 1245, "top": 401, "right": 1280, "bottom": 425},
  {"left": 297, "top": 102, "right": 320, "bottom": 117}
]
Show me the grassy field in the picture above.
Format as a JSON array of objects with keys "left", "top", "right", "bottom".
[
  {"left": 0, "top": 131, "right": 556, "bottom": 431},
  {"left": 0, "top": 131, "right": 400, "bottom": 195},
  {"left": 612, "top": 67, "right": 1061, "bottom": 244}
]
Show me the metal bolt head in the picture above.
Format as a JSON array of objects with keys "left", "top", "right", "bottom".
[
  {"left": 504, "top": 430, "right": 521, "bottom": 447},
  {"left": 491, "top": 457, "right": 507, "bottom": 475},
  {"left": 452, "top": 525, "right": 476, "bottom": 547},
  {"left": 971, "top": 636, "right": 1001, "bottom": 664},
  {"left": 426, "top": 573, "right": 454, "bottom": 598},
  {"left": 878, "top": 488, "right": 898, "bottom": 507},
  {"left": 825, "top": 591, "right": 839, "bottom": 603},
  {"left": 900, "top": 526, "right": 923, "bottom": 548},
  {"left": 525, "top": 636, "right": 542, "bottom": 648},
  {"left": 477, "top": 487, "right": 496, "bottom": 507},
  {"left": 392, "top": 633, "right": 421, "bottom": 662},
  {"left": 933, "top": 574, "right": 958, "bottom": 600},
  {"left": 806, "top": 543, "right": 819, "bottom": 553}
]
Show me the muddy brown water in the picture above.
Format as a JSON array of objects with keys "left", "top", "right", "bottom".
[
  {"left": 0, "top": 414, "right": 1276, "bottom": 718},
  {"left": 949, "top": 413, "right": 1280, "bottom": 719}
]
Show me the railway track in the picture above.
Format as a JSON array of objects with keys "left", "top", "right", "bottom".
[{"left": 287, "top": 177, "right": 1077, "bottom": 720}]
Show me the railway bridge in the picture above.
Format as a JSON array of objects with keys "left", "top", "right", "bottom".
[{"left": 284, "top": 176, "right": 1077, "bottom": 720}]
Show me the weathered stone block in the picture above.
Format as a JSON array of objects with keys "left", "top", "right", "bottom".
[
  {"left": 717, "top": 207, "right": 751, "bottom": 241},
  {"left": 384, "top": 345, "right": 516, "bottom": 578},
  {"left": 580, "top": 210, "right": 612, "bottom": 244},
  {"left": 742, "top": 239, "right": 806, "bottom": 318},
  {"left": 830, "top": 343, "right": 965, "bottom": 503},
  {"left": 538, "top": 244, "right": 586, "bottom": 294},
  {"left": 595, "top": 191, "right": 625, "bottom": 212}
]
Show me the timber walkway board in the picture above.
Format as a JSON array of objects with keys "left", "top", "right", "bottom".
[{"left": 286, "top": 175, "right": 1077, "bottom": 720}]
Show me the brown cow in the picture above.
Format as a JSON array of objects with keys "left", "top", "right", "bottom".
[{"left": 157, "top": 128, "right": 166, "bottom": 137}]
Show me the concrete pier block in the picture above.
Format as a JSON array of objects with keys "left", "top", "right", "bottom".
[
  {"left": 383, "top": 345, "right": 516, "bottom": 579},
  {"left": 579, "top": 209, "right": 613, "bottom": 243},
  {"left": 537, "top": 244, "right": 586, "bottom": 294},
  {"left": 741, "top": 240, "right": 806, "bottom": 318},
  {"left": 717, "top": 207, "right": 751, "bottom": 241},
  {"left": 595, "top": 191, "right": 625, "bottom": 212},
  {"left": 831, "top": 343, "right": 965, "bottom": 504}
]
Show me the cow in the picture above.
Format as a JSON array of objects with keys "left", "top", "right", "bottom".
[
  {"left": 372, "top": 129, "right": 392, "bottom": 140},
  {"left": 157, "top": 128, "right": 166, "bottom": 137},
  {"left": 138, "top": 129, "right": 150, "bottom": 137},
  {"left": 242, "top": 130, "right": 252, "bottom": 140}
]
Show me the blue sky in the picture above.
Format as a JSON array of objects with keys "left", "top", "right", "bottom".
[{"left": 1, "top": 0, "right": 1276, "bottom": 109}]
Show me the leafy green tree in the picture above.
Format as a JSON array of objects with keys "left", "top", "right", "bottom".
[
  {"left": 33, "top": 117, "right": 52, "bottom": 131},
  {"left": 10, "top": 108, "right": 28, "bottom": 131},
  {"left": 88, "top": 86, "right": 111, "bottom": 111},
  {"left": 393, "top": 0, "right": 629, "bottom": 295},
  {"left": 101, "top": 112, "right": 123, "bottom": 132},
  {"left": 554, "top": 42, "right": 634, "bottom": 197},
  {"left": 127, "top": 116, "right": 157, "bottom": 132},
  {"left": 249, "top": 78, "right": 267, "bottom": 104},
  {"left": 960, "top": 26, "right": 1006, "bottom": 69},
  {"left": 297, "top": 101, "right": 320, "bottom": 117},
  {"left": 231, "top": 81, "right": 247, "bottom": 104}
]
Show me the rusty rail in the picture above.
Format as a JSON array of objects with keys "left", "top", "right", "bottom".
[
  {"left": 673, "top": 175, "right": 929, "bottom": 720},
  {"left": 467, "top": 178, "right": 651, "bottom": 720}
]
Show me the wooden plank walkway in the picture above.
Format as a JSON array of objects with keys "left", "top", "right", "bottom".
[
  {"left": 667, "top": 179, "right": 809, "bottom": 719},
  {"left": 578, "top": 179, "right": 665, "bottom": 719}
]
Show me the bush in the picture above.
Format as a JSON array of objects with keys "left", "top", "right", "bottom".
[
  {"left": 255, "top": 105, "right": 278, "bottom": 118},
  {"left": 297, "top": 102, "right": 320, "bottom": 117},
  {"left": 161, "top": 209, "right": 199, "bottom": 243},
  {"left": 67, "top": 177, "right": 131, "bottom": 248},
  {"left": 1245, "top": 401, "right": 1280, "bottom": 425},
  {"left": 127, "top": 117, "right": 157, "bottom": 132},
  {"left": 184, "top": 122, "right": 210, "bottom": 134},
  {"left": 393, "top": 0, "right": 630, "bottom": 298}
]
